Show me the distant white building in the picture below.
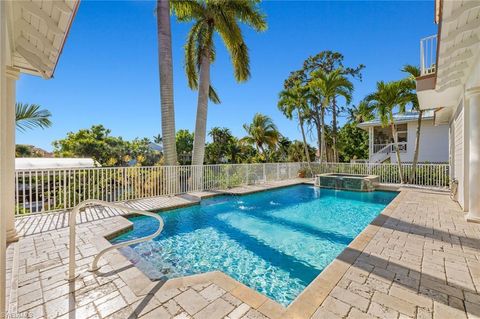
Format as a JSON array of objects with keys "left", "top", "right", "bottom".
[
  {"left": 15, "top": 158, "right": 98, "bottom": 170},
  {"left": 357, "top": 111, "right": 449, "bottom": 163}
]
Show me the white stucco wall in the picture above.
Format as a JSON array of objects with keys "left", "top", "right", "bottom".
[{"left": 390, "top": 120, "right": 449, "bottom": 163}]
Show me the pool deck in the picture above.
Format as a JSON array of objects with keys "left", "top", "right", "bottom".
[{"left": 7, "top": 179, "right": 480, "bottom": 319}]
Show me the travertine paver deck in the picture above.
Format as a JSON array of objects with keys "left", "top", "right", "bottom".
[{"left": 7, "top": 182, "right": 480, "bottom": 319}]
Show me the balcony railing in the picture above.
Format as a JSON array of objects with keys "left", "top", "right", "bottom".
[
  {"left": 420, "top": 34, "right": 437, "bottom": 76},
  {"left": 373, "top": 142, "right": 407, "bottom": 154}
]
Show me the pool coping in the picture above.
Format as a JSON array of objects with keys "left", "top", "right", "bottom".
[{"left": 90, "top": 181, "right": 405, "bottom": 319}]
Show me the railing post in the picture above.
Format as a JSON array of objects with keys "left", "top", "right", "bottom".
[
  {"left": 68, "top": 205, "right": 79, "bottom": 281},
  {"left": 226, "top": 165, "right": 230, "bottom": 188},
  {"left": 63, "top": 170, "right": 67, "bottom": 210}
]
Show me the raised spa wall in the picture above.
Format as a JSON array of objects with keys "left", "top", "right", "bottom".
[{"left": 315, "top": 173, "right": 380, "bottom": 192}]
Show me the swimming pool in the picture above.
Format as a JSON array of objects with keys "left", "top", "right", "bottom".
[{"left": 111, "top": 184, "right": 397, "bottom": 306}]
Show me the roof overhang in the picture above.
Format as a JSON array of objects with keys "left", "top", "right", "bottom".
[
  {"left": 434, "top": 107, "right": 453, "bottom": 125},
  {"left": 6, "top": 0, "right": 80, "bottom": 79}
]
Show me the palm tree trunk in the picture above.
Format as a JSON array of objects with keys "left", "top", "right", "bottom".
[
  {"left": 390, "top": 120, "right": 404, "bottom": 183},
  {"left": 409, "top": 110, "right": 423, "bottom": 184},
  {"left": 332, "top": 97, "right": 338, "bottom": 163},
  {"left": 258, "top": 144, "right": 267, "bottom": 162},
  {"left": 320, "top": 106, "right": 326, "bottom": 164},
  {"left": 191, "top": 48, "right": 211, "bottom": 166},
  {"left": 299, "top": 115, "right": 312, "bottom": 175},
  {"left": 157, "top": 0, "right": 177, "bottom": 166},
  {"left": 313, "top": 107, "right": 322, "bottom": 162}
]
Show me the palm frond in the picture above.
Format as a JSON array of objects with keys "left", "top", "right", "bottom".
[
  {"left": 15, "top": 103, "right": 52, "bottom": 132},
  {"left": 209, "top": 85, "right": 221, "bottom": 104}
]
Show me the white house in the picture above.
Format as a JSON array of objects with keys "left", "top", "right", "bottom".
[
  {"left": 416, "top": 0, "right": 480, "bottom": 222},
  {"left": 357, "top": 110, "right": 449, "bottom": 163},
  {"left": 15, "top": 157, "right": 97, "bottom": 169},
  {"left": 0, "top": 0, "right": 79, "bottom": 315}
]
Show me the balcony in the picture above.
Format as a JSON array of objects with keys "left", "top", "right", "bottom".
[
  {"left": 416, "top": 35, "right": 438, "bottom": 94},
  {"left": 420, "top": 34, "right": 437, "bottom": 76},
  {"left": 416, "top": 34, "right": 447, "bottom": 110}
]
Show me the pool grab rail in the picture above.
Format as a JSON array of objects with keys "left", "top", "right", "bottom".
[{"left": 68, "top": 199, "right": 164, "bottom": 281}]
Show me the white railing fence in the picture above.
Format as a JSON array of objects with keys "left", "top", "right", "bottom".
[
  {"left": 420, "top": 34, "right": 437, "bottom": 76},
  {"left": 310, "top": 162, "right": 449, "bottom": 188},
  {"left": 15, "top": 162, "right": 449, "bottom": 216}
]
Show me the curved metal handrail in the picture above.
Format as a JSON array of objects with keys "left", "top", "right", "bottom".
[{"left": 68, "top": 199, "right": 164, "bottom": 281}]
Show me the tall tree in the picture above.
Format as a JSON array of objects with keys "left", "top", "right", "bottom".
[
  {"left": 365, "top": 81, "right": 409, "bottom": 183},
  {"left": 15, "top": 103, "right": 52, "bottom": 132},
  {"left": 278, "top": 83, "right": 312, "bottom": 172},
  {"left": 309, "top": 69, "right": 353, "bottom": 163},
  {"left": 302, "top": 51, "right": 364, "bottom": 162},
  {"left": 402, "top": 65, "right": 422, "bottom": 184},
  {"left": 157, "top": 0, "right": 178, "bottom": 165},
  {"left": 172, "top": 0, "right": 267, "bottom": 165},
  {"left": 241, "top": 113, "right": 280, "bottom": 161}
]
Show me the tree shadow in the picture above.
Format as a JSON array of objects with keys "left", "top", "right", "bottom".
[
  {"left": 128, "top": 280, "right": 167, "bottom": 319},
  {"left": 334, "top": 213, "right": 480, "bottom": 317},
  {"left": 371, "top": 215, "right": 480, "bottom": 251}
]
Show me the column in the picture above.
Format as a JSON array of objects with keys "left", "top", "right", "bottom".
[
  {"left": 466, "top": 87, "right": 480, "bottom": 222},
  {"left": 0, "top": 0, "right": 7, "bottom": 315},
  {"left": 368, "top": 127, "right": 374, "bottom": 160},
  {"left": 5, "top": 67, "right": 18, "bottom": 242}
]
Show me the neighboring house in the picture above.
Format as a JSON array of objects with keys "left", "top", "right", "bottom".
[
  {"left": 357, "top": 111, "right": 449, "bottom": 163},
  {"left": 416, "top": 0, "right": 480, "bottom": 221},
  {"left": 148, "top": 142, "right": 163, "bottom": 153},
  {"left": 15, "top": 158, "right": 98, "bottom": 170},
  {"left": 15, "top": 158, "right": 96, "bottom": 213}
]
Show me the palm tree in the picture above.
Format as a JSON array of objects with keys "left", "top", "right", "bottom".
[
  {"left": 309, "top": 69, "right": 353, "bottom": 163},
  {"left": 15, "top": 103, "right": 52, "bottom": 132},
  {"left": 153, "top": 134, "right": 163, "bottom": 144},
  {"left": 171, "top": 0, "right": 267, "bottom": 165},
  {"left": 347, "top": 100, "right": 374, "bottom": 124},
  {"left": 278, "top": 85, "right": 312, "bottom": 173},
  {"left": 402, "top": 65, "right": 422, "bottom": 184},
  {"left": 209, "top": 127, "right": 232, "bottom": 144},
  {"left": 241, "top": 113, "right": 280, "bottom": 161},
  {"left": 157, "top": 0, "right": 177, "bottom": 165},
  {"left": 365, "top": 81, "right": 409, "bottom": 183}
]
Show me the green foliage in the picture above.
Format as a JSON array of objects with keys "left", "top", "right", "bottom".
[
  {"left": 287, "top": 140, "right": 316, "bottom": 162},
  {"left": 205, "top": 127, "right": 234, "bottom": 164},
  {"left": 241, "top": 113, "right": 280, "bottom": 160},
  {"left": 52, "top": 125, "right": 161, "bottom": 166},
  {"left": 365, "top": 81, "right": 409, "bottom": 127},
  {"left": 15, "top": 103, "right": 52, "bottom": 132},
  {"left": 176, "top": 129, "right": 194, "bottom": 164},
  {"left": 171, "top": 0, "right": 267, "bottom": 101},
  {"left": 16, "top": 144, "right": 33, "bottom": 157},
  {"left": 338, "top": 123, "right": 369, "bottom": 162}
]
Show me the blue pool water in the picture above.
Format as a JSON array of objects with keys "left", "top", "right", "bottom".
[{"left": 111, "top": 185, "right": 397, "bottom": 305}]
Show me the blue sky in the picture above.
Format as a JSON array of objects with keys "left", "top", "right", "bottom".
[{"left": 16, "top": 0, "right": 437, "bottom": 151}]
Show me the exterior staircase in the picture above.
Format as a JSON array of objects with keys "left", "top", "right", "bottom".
[{"left": 370, "top": 142, "right": 407, "bottom": 163}]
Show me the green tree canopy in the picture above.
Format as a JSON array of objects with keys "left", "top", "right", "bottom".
[
  {"left": 52, "top": 125, "right": 161, "bottom": 166},
  {"left": 338, "top": 123, "right": 369, "bottom": 162},
  {"left": 241, "top": 113, "right": 280, "bottom": 161}
]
